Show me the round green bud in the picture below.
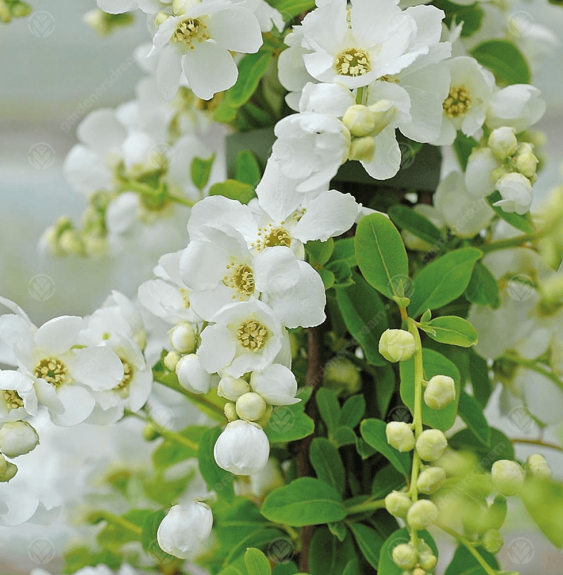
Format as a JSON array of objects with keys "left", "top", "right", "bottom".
[
  {"left": 491, "top": 460, "right": 524, "bottom": 496},
  {"left": 163, "top": 351, "right": 181, "bottom": 371},
  {"left": 349, "top": 137, "right": 375, "bottom": 162},
  {"left": 416, "top": 430, "right": 448, "bottom": 462},
  {"left": 379, "top": 329, "right": 416, "bottom": 363},
  {"left": 323, "top": 357, "right": 362, "bottom": 397},
  {"left": 386, "top": 422, "right": 416, "bottom": 452},
  {"left": 142, "top": 423, "right": 160, "bottom": 441},
  {"left": 169, "top": 323, "right": 197, "bottom": 354},
  {"left": 482, "top": 528, "right": 503, "bottom": 555},
  {"left": 342, "top": 105, "right": 377, "bottom": 138},
  {"left": 424, "top": 375, "right": 456, "bottom": 410},
  {"left": 392, "top": 543, "right": 418, "bottom": 570},
  {"left": 407, "top": 499, "right": 438, "bottom": 530},
  {"left": 224, "top": 402, "right": 238, "bottom": 422},
  {"left": 236, "top": 392, "right": 267, "bottom": 422},
  {"left": 0, "top": 421, "right": 39, "bottom": 458},
  {"left": 385, "top": 490, "right": 412, "bottom": 518},
  {"left": 218, "top": 376, "right": 251, "bottom": 402},
  {"left": 516, "top": 152, "right": 539, "bottom": 178},
  {"left": 419, "top": 551, "right": 437, "bottom": 571},
  {"left": 413, "top": 569, "right": 426, "bottom": 575},
  {"left": 525, "top": 453, "right": 552, "bottom": 479},
  {"left": 0, "top": 461, "right": 17, "bottom": 482},
  {"left": 417, "top": 466, "right": 446, "bottom": 495},
  {"left": 488, "top": 127, "right": 518, "bottom": 159}
]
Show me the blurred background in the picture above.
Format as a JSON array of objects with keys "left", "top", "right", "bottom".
[{"left": 1, "top": 0, "right": 563, "bottom": 573}]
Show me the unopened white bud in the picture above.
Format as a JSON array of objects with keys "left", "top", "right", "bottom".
[
  {"left": 416, "top": 429, "right": 448, "bottom": 462},
  {"left": 385, "top": 491, "right": 412, "bottom": 518},
  {"left": 155, "top": 11, "right": 170, "bottom": 25},
  {"left": 83, "top": 9, "right": 109, "bottom": 36},
  {"left": 169, "top": 323, "right": 197, "bottom": 353},
  {"left": 224, "top": 402, "right": 238, "bottom": 422},
  {"left": 349, "top": 137, "right": 375, "bottom": 162},
  {"left": 164, "top": 351, "right": 181, "bottom": 371},
  {"left": 488, "top": 127, "right": 518, "bottom": 159},
  {"left": 424, "top": 375, "right": 456, "bottom": 410},
  {"left": 407, "top": 499, "right": 438, "bottom": 530},
  {"left": 218, "top": 376, "right": 251, "bottom": 401},
  {"left": 482, "top": 528, "right": 503, "bottom": 554},
  {"left": 491, "top": 460, "right": 524, "bottom": 496},
  {"left": 386, "top": 422, "right": 415, "bottom": 452},
  {"left": 417, "top": 466, "right": 446, "bottom": 494},
  {"left": 236, "top": 392, "right": 267, "bottom": 422},
  {"left": 0, "top": 421, "right": 39, "bottom": 458},
  {"left": 525, "top": 453, "right": 552, "bottom": 479},
  {"left": 175, "top": 354, "right": 211, "bottom": 394},
  {"left": 342, "top": 105, "right": 377, "bottom": 137},
  {"left": 379, "top": 329, "right": 416, "bottom": 363},
  {"left": 172, "top": 0, "right": 186, "bottom": 15},
  {"left": 392, "top": 543, "right": 418, "bottom": 570},
  {"left": 515, "top": 152, "right": 539, "bottom": 178}
]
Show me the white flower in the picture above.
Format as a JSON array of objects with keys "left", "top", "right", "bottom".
[
  {"left": 150, "top": 1, "right": 263, "bottom": 100},
  {"left": 0, "top": 421, "right": 39, "bottom": 458},
  {"left": 0, "top": 370, "right": 38, "bottom": 422},
  {"left": 465, "top": 147, "right": 501, "bottom": 197},
  {"left": 213, "top": 419, "right": 270, "bottom": 474},
  {"left": 494, "top": 172, "right": 533, "bottom": 215},
  {"left": 157, "top": 502, "right": 213, "bottom": 559},
  {"left": 486, "top": 84, "right": 546, "bottom": 132},
  {"left": 175, "top": 353, "right": 212, "bottom": 394},
  {"left": 250, "top": 364, "right": 300, "bottom": 405},
  {"left": 197, "top": 300, "right": 286, "bottom": 377}
]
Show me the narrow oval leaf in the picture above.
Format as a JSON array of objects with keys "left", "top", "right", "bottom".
[
  {"left": 198, "top": 427, "right": 235, "bottom": 501},
  {"left": 444, "top": 544, "right": 498, "bottom": 575},
  {"left": 349, "top": 524, "right": 385, "bottom": 570},
  {"left": 191, "top": 155, "right": 215, "bottom": 191},
  {"left": 261, "top": 478, "right": 347, "bottom": 527},
  {"left": 310, "top": 438, "right": 346, "bottom": 495},
  {"left": 408, "top": 248, "right": 483, "bottom": 318},
  {"left": 227, "top": 50, "right": 273, "bottom": 108},
  {"left": 388, "top": 205, "right": 444, "bottom": 247},
  {"left": 235, "top": 150, "right": 262, "bottom": 186},
  {"left": 265, "top": 390, "right": 315, "bottom": 443},
  {"left": 209, "top": 179, "right": 256, "bottom": 204},
  {"left": 471, "top": 39, "right": 530, "bottom": 85},
  {"left": 458, "top": 390, "right": 491, "bottom": 446},
  {"left": 316, "top": 388, "right": 341, "bottom": 432},
  {"left": 339, "top": 395, "right": 366, "bottom": 429},
  {"left": 465, "top": 261, "right": 500, "bottom": 309},
  {"left": 355, "top": 213, "right": 409, "bottom": 299},
  {"left": 360, "top": 419, "right": 411, "bottom": 477},
  {"left": 245, "top": 548, "right": 271, "bottom": 575},
  {"left": 423, "top": 316, "right": 478, "bottom": 347},
  {"left": 276, "top": 0, "right": 315, "bottom": 18}
]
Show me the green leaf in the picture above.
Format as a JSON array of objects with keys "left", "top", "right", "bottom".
[
  {"left": 152, "top": 425, "right": 207, "bottom": 469},
  {"left": 261, "top": 477, "right": 347, "bottom": 527},
  {"left": 349, "top": 524, "right": 385, "bottom": 570},
  {"left": 319, "top": 268, "right": 336, "bottom": 289},
  {"left": 458, "top": 390, "right": 491, "bottom": 446},
  {"left": 444, "top": 545, "right": 498, "bottom": 575},
  {"left": 471, "top": 39, "right": 530, "bottom": 85},
  {"left": 486, "top": 190, "right": 535, "bottom": 233},
  {"left": 434, "top": 0, "right": 484, "bottom": 37},
  {"left": 465, "top": 261, "right": 501, "bottom": 309},
  {"left": 521, "top": 478, "right": 563, "bottom": 548},
  {"left": 316, "top": 387, "right": 341, "bottom": 432},
  {"left": 400, "top": 349, "right": 461, "bottom": 431},
  {"left": 96, "top": 509, "right": 150, "bottom": 552},
  {"left": 310, "top": 438, "right": 346, "bottom": 495},
  {"left": 272, "top": 564, "right": 299, "bottom": 575},
  {"left": 265, "top": 389, "right": 315, "bottom": 443},
  {"left": 245, "top": 548, "right": 271, "bottom": 575},
  {"left": 307, "top": 238, "right": 335, "bottom": 267},
  {"left": 235, "top": 150, "right": 262, "bottom": 186},
  {"left": 225, "top": 527, "right": 286, "bottom": 566},
  {"left": 198, "top": 427, "right": 235, "bottom": 501},
  {"left": 422, "top": 316, "right": 478, "bottom": 347},
  {"left": 332, "top": 237, "right": 357, "bottom": 267},
  {"left": 334, "top": 426, "right": 357, "bottom": 447},
  {"left": 479, "top": 494, "right": 507, "bottom": 533},
  {"left": 336, "top": 271, "right": 389, "bottom": 366},
  {"left": 209, "top": 179, "right": 256, "bottom": 204},
  {"left": 379, "top": 528, "right": 438, "bottom": 574},
  {"left": 190, "top": 155, "right": 215, "bottom": 191},
  {"left": 372, "top": 465, "right": 406, "bottom": 499},
  {"left": 328, "top": 521, "right": 348, "bottom": 542},
  {"left": 468, "top": 350, "right": 493, "bottom": 409},
  {"left": 227, "top": 50, "right": 273, "bottom": 108},
  {"left": 388, "top": 205, "right": 444, "bottom": 247},
  {"left": 217, "top": 555, "right": 248, "bottom": 575},
  {"left": 408, "top": 248, "right": 483, "bottom": 318},
  {"left": 326, "top": 260, "right": 353, "bottom": 288},
  {"left": 342, "top": 559, "right": 361, "bottom": 575},
  {"left": 448, "top": 427, "right": 514, "bottom": 470},
  {"left": 374, "top": 365, "right": 396, "bottom": 418},
  {"left": 275, "top": 0, "right": 315, "bottom": 18},
  {"left": 309, "top": 526, "right": 359, "bottom": 575},
  {"left": 453, "top": 133, "right": 479, "bottom": 170},
  {"left": 355, "top": 213, "right": 409, "bottom": 300},
  {"left": 360, "top": 419, "right": 411, "bottom": 476},
  {"left": 339, "top": 395, "right": 366, "bottom": 429}
]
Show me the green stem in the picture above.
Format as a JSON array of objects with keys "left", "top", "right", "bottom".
[
  {"left": 511, "top": 438, "right": 563, "bottom": 452},
  {"left": 117, "top": 182, "right": 195, "bottom": 208},
  {"left": 128, "top": 410, "right": 199, "bottom": 451},
  {"left": 501, "top": 353, "right": 563, "bottom": 393},
  {"left": 435, "top": 521, "right": 497, "bottom": 575},
  {"left": 479, "top": 230, "right": 544, "bottom": 254},
  {"left": 355, "top": 86, "right": 364, "bottom": 105},
  {"left": 95, "top": 511, "right": 143, "bottom": 536},
  {"left": 345, "top": 498, "right": 386, "bottom": 516},
  {"left": 168, "top": 194, "right": 195, "bottom": 208}
]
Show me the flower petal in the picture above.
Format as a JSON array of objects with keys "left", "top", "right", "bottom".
[
  {"left": 197, "top": 325, "right": 237, "bottom": 374},
  {"left": 77, "top": 109, "right": 127, "bottom": 156},
  {"left": 157, "top": 45, "right": 182, "bottom": 102},
  {"left": 253, "top": 246, "right": 301, "bottom": 294},
  {"left": 72, "top": 346, "right": 124, "bottom": 391},
  {"left": 34, "top": 316, "right": 83, "bottom": 356},
  {"left": 50, "top": 385, "right": 95, "bottom": 427},
  {"left": 207, "top": 6, "right": 263, "bottom": 53}
]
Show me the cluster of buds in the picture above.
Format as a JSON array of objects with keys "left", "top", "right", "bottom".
[
  {"left": 0, "top": 0, "right": 31, "bottom": 23},
  {"left": 386, "top": 423, "right": 448, "bottom": 463},
  {"left": 392, "top": 538, "right": 437, "bottom": 573},
  {"left": 0, "top": 421, "right": 39, "bottom": 481}
]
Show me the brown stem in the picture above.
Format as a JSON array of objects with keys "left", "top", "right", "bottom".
[{"left": 298, "top": 325, "right": 324, "bottom": 572}]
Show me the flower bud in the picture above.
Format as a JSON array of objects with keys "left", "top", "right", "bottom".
[
  {"left": 322, "top": 358, "right": 362, "bottom": 397},
  {"left": 175, "top": 354, "right": 211, "bottom": 394},
  {"left": 218, "top": 376, "right": 251, "bottom": 402},
  {"left": 385, "top": 491, "right": 412, "bottom": 518},
  {"left": 407, "top": 499, "right": 438, "bottom": 530},
  {"left": 342, "top": 105, "right": 377, "bottom": 137},
  {"left": 416, "top": 430, "right": 448, "bottom": 462},
  {"left": 59, "top": 229, "right": 85, "bottom": 256},
  {"left": 515, "top": 152, "right": 539, "bottom": 178},
  {"left": 224, "top": 402, "right": 238, "bottom": 422},
  {"left": 169, "top": 323, "right": 197, "bottom": 354},
  {"left": 413, "top": 569, "right": 426, "bottom": 575},
  {"left": 392, "top": 543, "right": 418, "bottom": 570},
  {"left": 236, "top": 392, "right": 267, "bottom": 422},
  {"left": 424, "top": 375, "right": 456, "bottom": 410},
  {"left": 494, "top": 172, "right": 533, "bottom": 215},
  {"left": 172, "top": 0, "right": 187, "bottom": 15},
  {"left": 419, "top": 550, "right": 437, "bottom": 571},
  {"left": 368, "top": 99, "right": 397, "bottom": 135},
  {"left": 386, "top": 422, "right": 415, "bottom": 452},
  {"left": 417, "top": 466, "right": 446, "bottom": 494},
  {"left": 524, "top": 453, "right": 552, "bottom": 479},
  {"left": 157, "top": 502, "right": 213, "bottom": 559},
  {"left": 482, "top": 528, "right": 503, "bottom": 554},
  {"left": 155, "top": 11, "right": 170, "bottom": 25},
  {"left": 0, "top": 461, "right": 17, "bottom": 482},
  {"left": 379, "top": 329, "right": 416, "bottom": 363},
  {"left": 164, "top": 351, "right": 181, "bottom": 371},
  {"left": 143, "top": 423, "right": 160, "bottom": 441},
  {"left": 0, "top": 421, "right": 39, "bottom": 458},
  {"left": 349, "top": 137, "right": 375, "bottom": 162},
  {"left": 488, "top": 127, "right": 518, "bottom": 160},
  {"left": 491, "top": 460, "right": 524, "bottom": 496}
]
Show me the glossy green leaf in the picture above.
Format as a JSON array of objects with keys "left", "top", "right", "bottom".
[
  {"left": 310, "top": 438, "right": 346, "bottom": 495},
  {"left": 339, "top": 395, "right": 366, "bottom": 429},
  {"left": 444, "top": 544, "right": 498, "bottom": 575},
  {"left": 227, "top": 50, "right": 273, "bottom": 108},
  {"left": 468, "top": 350, "right": 493, "bottom": 409},
  {"left": 458, "top": 390, "right": 491, "bottom": 446},
  {"left": 371, "top": 465, "right": 406, "bottom": 499},
  {"left": 466, "top": 261, "right": 501, "bottom": 309},
  {"left": 307, "top": 238, "right": 335, "bottom": 267},
  {"left": 265, "top": 388, "right": 315, "bottom": 443},
  {"left": 422, "top": 316, "right": 478, "bottom": 347},
  {"left": 408, "top": 248, "right": 483, "bottom": 318},
  {"left": 152, "top": 425, "right": 207, "bottom": 469},
  {"left": 275, "top": 0, "right": 315, "bottom": 18},
  {"left": 245, "top": 548, "right": 271, "bottom": 575},
  {"left": 326, "top": 260, "right": 353, "bottom": 288},
  {"left": 471, "top": 39, "right": 530, "bottom": 85},
  {"left": 190, "top": 155, "right": 215, "bottom": 191},
  {"left": 349, "top": 523, "right": 385, "bottom": 570},
  {"left": 235, "top": 150, "right": 261, "bottom": 186},
  {"left": 309, "top": 526, "right": 359, "bottom": 575},
  {"left": 360, "top": 419, "right": 411, "bottom": 476},
  {"left": 209, "top": 179, "right": 256, "bottom": 204},
  {"left": 334, "top": 426, "right": 357, "bottom": 447},
  {"left": 388, "top": 204, "right": 444, "bottom": 247},
  {"left": 261, "top": 478, "right": 347, "bottom": 527},
  {"left": 486, "top": 190, "right": 535, "bottom": 233},
  {"left": 198, "top": 427, "right": 235, "bottom": 501},
  {"left": 521, "top": 478, "right": 563, "bottom": 548},
  {"left": 332, "top": 237, "right": 357, "bottom": 267},
  {"left": 316, "top": 387, "right": 341, "bottom": 432},
  {"left": 374, "top": 365, "right": 396, "bottom": 418}
]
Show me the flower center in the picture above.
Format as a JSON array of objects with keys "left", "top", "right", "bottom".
[
  {"left": 115, "top": 359, "right": 134, "bottom": 393},
  {"left": 173, "top": 18, "right": 210, "bottom": 50},
  {"left": 34, "top": 357, "right": 69, "bottom": 388},
  {"left": 253, "top": 224, "right": 292, "bottom": 251},
  {"left": 336, "top": 48, "right": 371, "bottom": 77},
  {"left": 443, "top": 85, "right": 472, "bottom": 118},
  {"left": 237, "top": 320, "right": 269, "bottom": 351},
  {"left": 180, "top": 288, "right": 191, "bottom": 308},
  {"left": 225, "top": 264, "right": 255, "bottom": 299},
  {"left": 2, "top": 389, "right": 24, "bottom": 410}
]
